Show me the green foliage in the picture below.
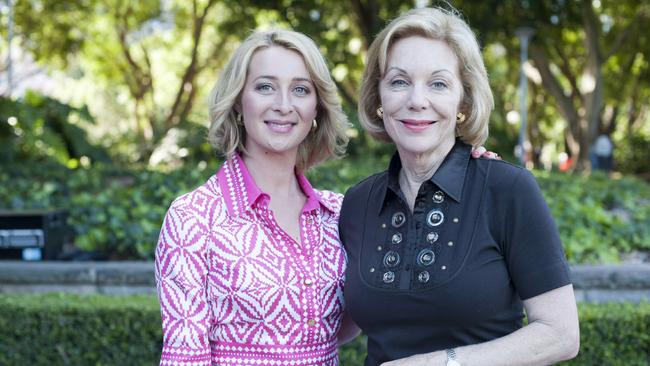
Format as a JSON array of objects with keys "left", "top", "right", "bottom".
[
  {"left": 0, "top": 163, "right": 213, "bottom": 259},
  {"left": 563, "top": 303, "right": 650, "bottom": 366},
  {"left": 0, "top": 93, "right": 110, "bottom": 166},
  {"left": 0, "top": 293, "right": 648, "bottom": 365},
  {"left": 0, "top": 293, "right": 162, "bottom": 366},
  {"left": 536, "top": 171, "right": 650, "bottom": 264},
  {"left": 614, "top": 133, "right": 650, "bottom": 178},
  {"left": 1, "top": 157, "right": 649, "bottom": 262}
]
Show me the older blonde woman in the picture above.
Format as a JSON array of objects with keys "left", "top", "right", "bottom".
[
  {"left": 154, "top": 29, "right": 354, "bottom": 365},
  {"left": 339, "top": 7, "right": 579, "bottom": 366}
]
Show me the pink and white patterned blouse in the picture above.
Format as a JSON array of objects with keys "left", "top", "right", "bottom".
[{"left": 155, "top": 153, "right": 346, "bottom": 366}]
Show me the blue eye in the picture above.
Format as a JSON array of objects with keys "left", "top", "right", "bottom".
[
  {"left": 431, "top": 81, "right": 447, "bottom": 90},
  {"left": 255, "top": 83, "right": 274, "bottom": 92},
  {"left": 294, "top": 86, "right": 311, "bottom": 96},
  {"left": 390, "top": 79, "right": 408, "bottom": 87}
]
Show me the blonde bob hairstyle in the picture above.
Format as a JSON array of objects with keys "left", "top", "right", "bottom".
[
  {"left": 207, "top": 29, "right": 349, "bottom": 171},
  {"left": 358, "top": 7, "right": 494, "bottom": 147}
]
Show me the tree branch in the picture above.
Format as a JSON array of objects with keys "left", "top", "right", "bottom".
[
  {"left": 604, "top": 12, "right": 642, "bottom": 61},
  {"left": 529, "top": 45, "right": 579, "bottom": 124},
  {"left": 164, "top": 0, "right": 218, "bottom": 130}
]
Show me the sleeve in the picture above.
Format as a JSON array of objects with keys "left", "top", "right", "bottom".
[
  {"left": 503, "top": 169, "right": 571, "bottom": 300},
  {"left": 155, "top": 202, "right": 212, "bottom": 365}
]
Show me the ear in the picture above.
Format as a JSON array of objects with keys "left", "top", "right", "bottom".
[{"left": 233, "top": 101, "right": 242, "bottom": 115}]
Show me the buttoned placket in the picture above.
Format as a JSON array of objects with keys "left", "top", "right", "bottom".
[{"left": 258, "top": 198, "right": 323, "bottom": 342}]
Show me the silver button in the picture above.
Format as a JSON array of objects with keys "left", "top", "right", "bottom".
[
  {"left": 391, "top": 212, "right": 406, "bottom": 228},
  {"left": 426, "top": 210, "right": 445, "bottom": 227},
  {"left": 417, "top": 249, "right": 436, "bottom": 266},
  {"left": 391, "top": 232, "right": 402, "bottom": 244},
  {"left": 383, "top": 251, "right": 400, "bottom": 267},
  {"left": 433, "top": 191, "right": 445, "bottom": 203},
  {"left": 427, "top": 232, "right": 439, "bottom": 244},
  {"left": 383, "top": 271, "right": 395, "bottom": 283},
  {"left": 418, "top": 270, "right": 430, "bottom": 283}
]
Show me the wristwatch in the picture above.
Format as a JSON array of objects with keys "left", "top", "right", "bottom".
[{"left": 446, "top": 348, "right": 461, "bottom": 366}]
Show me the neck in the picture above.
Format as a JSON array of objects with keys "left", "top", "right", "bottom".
[
  {"left": 242, "top": 150, "right": 302, "bottom": 199},
  {"left": 398, "top": 139, "right": 455, "bottom": 211}
]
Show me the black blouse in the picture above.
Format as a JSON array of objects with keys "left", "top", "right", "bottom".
[{"left": 339, "top": 140, "right": 571, "bottom": 366}]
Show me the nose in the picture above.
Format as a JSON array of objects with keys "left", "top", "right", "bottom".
[
  {"left": 273, "top": 91, "right": 294, "bottom": 114},
  {"left": 406, "top": 84, "right": 428, "bottom": 111}
]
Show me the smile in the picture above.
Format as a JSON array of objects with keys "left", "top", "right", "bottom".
[
  {"left": 265, "top": 120, "right": 298, "bottom": 132},
  {"left": 399, "top": 119, "right": 436, "bottom": 131}
]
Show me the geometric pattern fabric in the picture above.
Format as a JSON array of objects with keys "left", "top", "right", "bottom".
[{"left": 156, "top": 153, "right": 346, "bottom": 365}]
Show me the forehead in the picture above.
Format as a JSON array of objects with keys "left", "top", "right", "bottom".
[
  {"left": 385, "top": 36, "right": 459, "bottom": 75},
  {"left": 247, "top": 46, "right": 311, "bottom": 79}
]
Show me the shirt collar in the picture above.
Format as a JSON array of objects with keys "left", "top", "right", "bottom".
[
  {"left": 217, "top": 152, "right": 335, "bottom": 217},
  {"left": 381, "top": 139, "right": 471, "bottom": 213}
]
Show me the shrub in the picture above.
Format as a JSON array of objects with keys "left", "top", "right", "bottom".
[
  {"left": 1, "top": 159, "right": 648, "bottom": 262},
  {"left": 0, "top": 294, "right": 648, "bottom": 365}
]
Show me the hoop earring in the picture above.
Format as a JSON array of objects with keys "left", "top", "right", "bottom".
[
  {"left": 376, "top": 106, "right": 384, "bottom": 118},
  {"left": 312, "top": 119, "right": 318, "bottom": 131},
  {"left": 456, "top": 112, "right": 466, "bottom": 124}
]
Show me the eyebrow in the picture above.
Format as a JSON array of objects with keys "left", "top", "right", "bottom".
[
  {"left": 254, "top": 75, "right": 313, "bottom": 83},
  {"left": 385, "top": 66, "right": 455, "bottom": 77}
]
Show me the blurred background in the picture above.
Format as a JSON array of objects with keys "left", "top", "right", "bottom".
[
  {"left": 1, "top": 1, "right": 650, "bottom": 365},
  {"left": 1, "top": 0, "right": 649, "bottom": 261}
]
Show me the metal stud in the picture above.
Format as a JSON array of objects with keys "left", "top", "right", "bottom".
[
  {"left": 391, "top": 212, "right": 406, "bottom": 228},
  {"left": 418, "top": 270, "right": 430, "bottom": 283},
  {"left": 369, "top": 267, "right": 375, "bottom": 273},
  {"left": 426, "top": 209, "right": 445, "bottom": 227},
  {"left": 448, "top": 241, "right": 454, "bottom": 247},
  {"left": 382, "top": 271, "right": 395, "bottom": 283},
  {"left": 453, "top": 217, "right": 459, "bottom": 223},
  {"left": 427, "top": 232, "right": 439, "bottom": 244},
  {"left": 391, "top": 232, "right": 402, "bottom": 244},
  {"left": 417, "top": 249, "right": 436, "bottom": 266},
  {"left": 433, "top": 191, "right": 445, "bottom": 203},
  {"left": 377, "top": 245, "right": 383, "bottom": 251},
  {"left": 383, "top": 251, "right": 400, "bottom": 267}
]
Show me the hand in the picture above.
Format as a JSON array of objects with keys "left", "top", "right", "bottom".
[{"left": 472, "top": 145, "right": 501, "bottom": 160}]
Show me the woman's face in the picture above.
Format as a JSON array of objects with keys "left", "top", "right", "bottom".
[
  {"left": 379, "top": 36, "right": 463, "bottom": 156},
  {"left": 239, "top": 46, "right": 317, "bottom": 159}
]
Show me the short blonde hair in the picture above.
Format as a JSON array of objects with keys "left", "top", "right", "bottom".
[
  {"left": 207, "top": 29, "right": 349, "bottom": 171},
  {"left": 358, "top": 7, "right": 494, "bottom": 146}
]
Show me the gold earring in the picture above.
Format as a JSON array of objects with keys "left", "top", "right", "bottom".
[
  {"left": 312, "top": 119, "right": 318, "bottom": 131},
  {"left": 236, "top": 113, "right": 243, "bottom": 124},
  {"left": 376, "top": 106, "right": 384, "bottom": 118},
  {"left": 456, "top": 112, "right": 466, "bottom": 123}
]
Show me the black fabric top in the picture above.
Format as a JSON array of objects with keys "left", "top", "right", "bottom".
[{"left": 339, "top": 140, "right": 571, "bottom": 366}]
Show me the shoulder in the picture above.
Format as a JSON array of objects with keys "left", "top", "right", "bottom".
[
  {"left": 165, "top": 173, "right": 225, "bottom": 221},
  {"left": 344, "top": 171, "right": 387, "bottom": 199},
  {"left": 473, "top": 158, "right": 535, "bottom": 191},
  {"left": 314, "top": 189, "right": 344, "bottom": 214}
]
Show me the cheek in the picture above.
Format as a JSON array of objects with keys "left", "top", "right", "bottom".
[{"left": 300, "top": 97, "right": 318, "bottom": 121}]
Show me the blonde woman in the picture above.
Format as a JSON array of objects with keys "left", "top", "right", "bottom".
[
  {"left": 340, "top": 7, "right": 579, "bottom": 366},
  {"left": 154, "top": 29, "right": 356, "bottom": 365}
]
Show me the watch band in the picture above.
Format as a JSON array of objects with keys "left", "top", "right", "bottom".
[{"left": 446, "top": 348, "right": 461, "bottom": 366}]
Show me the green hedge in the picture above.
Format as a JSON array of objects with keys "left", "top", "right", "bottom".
[
  {"left": 1, "top": 159, "right": 649, "bottom": 262},
  {"left": 0, "top": 294, "right": 648, "bottom": 365}
]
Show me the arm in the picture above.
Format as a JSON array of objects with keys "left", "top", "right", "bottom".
[
  {"left": 155, "top": 203, "right": 212, "bottom": 365},
  {"left": 381, "top": 284, "right": 579, "bottom": 366},
  {"left": 337, "top": 311, "right": 362, "bottom": 346}
]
